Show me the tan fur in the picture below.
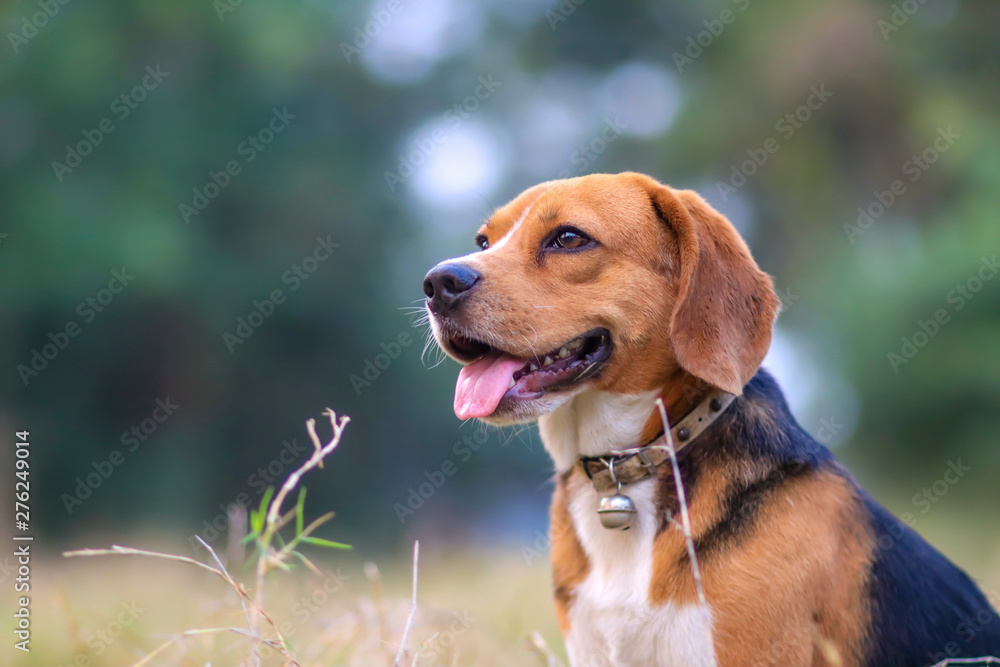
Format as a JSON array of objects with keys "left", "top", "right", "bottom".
[
  {"left": 703, "top": 471, "right": 872, "bottom": 667},
  {"left": 427, "top": 173, "right": 865, "bottom": 662},
  {"left": 450, "top": 173, "right": 778, "bottom": 422},
  {"left": 643, "top": 452, "right": 872, "bottom": 665},
  {"left": 550, "top": 471, "right": 590, "bottom": 633}
]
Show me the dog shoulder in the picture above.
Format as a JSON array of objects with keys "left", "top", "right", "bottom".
[{"left": 861, "top": 492, "right": 1000, "bottom": 665}]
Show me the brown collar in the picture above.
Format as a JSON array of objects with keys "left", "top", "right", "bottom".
[{"left": 580, "top": 388, "right": 736, "bottom": 493}]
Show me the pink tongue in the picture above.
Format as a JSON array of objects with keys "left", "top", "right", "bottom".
[{"left": 454, "top": 353, "right": 525, "bottom": 420}]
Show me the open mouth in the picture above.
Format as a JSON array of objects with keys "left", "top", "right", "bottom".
[{"left": 449, "top": 328, "right": 612, "bottom": 420}]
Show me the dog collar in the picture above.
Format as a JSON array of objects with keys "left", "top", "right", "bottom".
[{"left": 580, "top": 388, "right": 736, "bottom": 494}]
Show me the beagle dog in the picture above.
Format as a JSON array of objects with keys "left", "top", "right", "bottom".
[{"left": 422, "top": 172, "right": 1000, "bottom": 666}]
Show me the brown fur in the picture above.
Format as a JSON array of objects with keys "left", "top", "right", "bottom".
[
  {"left": 429, "top": 172, "right": 864, "bottom": 661},
  {"left": 550, "top": 471, "right": 590, "bottom": 633},
  {"left": 646, "top": 456, "right": 873, "bottom": 666},
  {"left": 443, "top": 173, "right": 778, "bottom": 424},
  {"left": 705, "top": 471, "right": 872, "bottom": 667}
]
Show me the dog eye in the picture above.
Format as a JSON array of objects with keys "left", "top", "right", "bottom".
[
  {"left": 475, "top": 234, "right": 489, "bottom": 251},
  {"left": 548, "top": 228, "right": 591, "bottom": 250}
]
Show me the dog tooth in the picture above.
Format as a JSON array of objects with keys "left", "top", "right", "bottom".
[
  {"left": 543, "top": 356, "right": 553, "bottom": 367},
  {"left": 508, "top": 378, "right": 516, "bottom": 389},
  {"left": 529, "top": 363, "right": 538, "bottom": 372},
  {"left": 557, "top": 347, "right": 570, "bottom": 359}
]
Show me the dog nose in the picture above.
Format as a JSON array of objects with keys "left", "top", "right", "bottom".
[{"left": 423, "top": 263, "right": 481, "bottom": 315}]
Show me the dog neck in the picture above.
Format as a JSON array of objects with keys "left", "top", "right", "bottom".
[{"left": 538, "top": 371, "right": 712, "bottom": 473}]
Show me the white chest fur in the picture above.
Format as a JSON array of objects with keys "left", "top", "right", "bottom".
[{"left": 539, "top": 391, "right": 719, "bottom": 667}]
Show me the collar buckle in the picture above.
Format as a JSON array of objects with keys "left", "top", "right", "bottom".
[
  {"left": 636, "top": 450, "right": 658, "bottom": 477},
  {"left": 579, "top": 388, "right": 736, "bottom": 495}
]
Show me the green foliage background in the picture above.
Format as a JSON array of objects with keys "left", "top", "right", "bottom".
[{"left": 1, "top": 0, "right": 998, "bottom": 567}]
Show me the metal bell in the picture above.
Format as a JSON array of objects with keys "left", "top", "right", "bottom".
[{"left": 597, "top": 492, "right": 637, "bottom": 530}]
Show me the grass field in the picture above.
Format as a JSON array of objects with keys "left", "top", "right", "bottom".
[
  {"left": 10, "top": 543, "right": 563, "bottom": 667},
  {"left": 7, "top": 412, "right": 566, "bottom": 667},
  {"left": 9, "top": 411, "right": 998, "bottom": 667},
  {"left": 9, "top": 518, "right": 999, "bottom": 667}
]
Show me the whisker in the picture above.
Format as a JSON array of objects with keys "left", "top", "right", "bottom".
[{"left": 520, "top": 324, "right": 541, "bottom": 364}]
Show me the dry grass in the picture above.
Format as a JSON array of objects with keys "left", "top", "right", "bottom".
[
  {"left": 18, "top": 547, "right": 561, "bottom": 667},
  {"left": 28, "top": 409, "right": 563, "bottom": 667},
  {"left": 10, "top": 409, "right": 1000, "bottom": 667}
]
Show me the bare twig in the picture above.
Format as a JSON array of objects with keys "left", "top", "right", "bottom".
[
  {"left": 365, "top": 561, "right": 393, "bottom": 658},
  {"left": 810, "top": 626, "right": 844, "bottom": 667},
  {"left": 393, "top": 540, "right": 420, "bottom": 667},
  {"left": 250, "top": 408, "right": 350, "bottom": 665},
  {"left": 131, "top": 626, "right": 284, "bottom": 667},
  {"left": 65, "top": 545, "right": 225, "bottom": 577},
  {"left": 654, "top": 398, "right": 707, "bottom": 606},
  {"left": 197, "top": 535, "right": 252, "bottom": 630},
  {"left": 63, "top": 408, "right": 352, "bottom": 667},
  {"left": 527, "top": 631, "right": 566, "bottom": 667},
  {"left": 63, "top": 544, "right": 296, "bottom": 665},
  {"left": 225, "top": 503, "right": 248, "bottom": 569},
  {"left": 268, "top": 409, "right": 349, "bottom": 529}
]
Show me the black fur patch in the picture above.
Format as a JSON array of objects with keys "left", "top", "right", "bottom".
[
  {"left": 692, "top": 458, "right": 814, "bottom": 555},
  {"left": 662, "top": 370, "right": 1000, "bottom": 663},
  {"left": 862, "top": 495, "right": 1000, "bottom": 665},
  {"left": 664, "top": 370, "right": 831, "bottom": 555}
]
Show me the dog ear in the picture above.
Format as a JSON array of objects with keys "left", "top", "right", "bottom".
[{"left": 642, "top": 179, "right": 779, "bottom": 395}]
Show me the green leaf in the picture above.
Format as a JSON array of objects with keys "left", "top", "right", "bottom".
[
  {"left": 290, "top": 549, "right": 322, "bottom": 576},
  {"left": 301, "top": 536, "right": 352, "bottom": 550},
  {"left": 250, "top": 509, "right": 263, "bottom": 535},
  {"left": 295, "top": 488, "right": 307, "bottom": 535},
  {"left": 258, "top": 486, "right": 275, "bottom": 525}
]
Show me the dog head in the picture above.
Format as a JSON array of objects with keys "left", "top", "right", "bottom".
[{"left": 423, "top": 172, "right": 779, "bottom": 426}]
